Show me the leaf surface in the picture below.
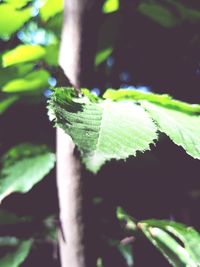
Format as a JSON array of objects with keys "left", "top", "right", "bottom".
[
  {"left": 0, "top": 4, "right": 32, "bottom": 39},
  {"left": 48, "top": 88, "right": 157, "bottom": 173},
  {"left": 0, "top": 95, "right": 18, "bottom": 114},
  {"left": 2, "top": 69, "right": 50, "bottom": 93},
  {"left": 3, "top": 45, "right": 46, "bottom": 67},
  {"left": 139, "top": 219, "right": 200, "bottom": 267},
  {"left": 103, "top": 89, "right": 200, "bottom": 114},
  {"left": 0, "top": 240, "right": 32, "bottom": 267},
  {"left": 103, "top": 0, "right": 119, "bottom": 13},
  {"left": 0, "top": 144, "right": 55, "bottom": 202},
  {"left": 142, "top": 101, "right": 200, "bottom": 160},
  {"left": 40, "top": 0, "right": 63, "bottom": 21}
]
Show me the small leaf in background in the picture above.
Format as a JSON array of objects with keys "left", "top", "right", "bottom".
[
  {"left": 0, "top": 237, "right": 19, "bottom": 247},
  {"left": 138, "top": 3, "right": 179, "bottom": 28},
  {"left": 116, "top": 207, "right": 137, "bottom": 231},
  {"left": 2, "top": 45, "right": 46, "bottom": 67},
  {"left": 44, "top": 43, "right": 59, "bottom": 66},
  {"left": 95, "top": 47, "right": 113, "bottom": 66},
  {"left": 0, "top": 64, "right": 34, "bottom": 88},
  {"left": 48, "top": 88, "right": 157, "bottom": 173},
  {"left": 40, "top": 0, "right": 63, "bottom": 22},
  {"left": 2, "top": 69, "right": 50, "bottom": 93},
  {"left": 142, "top": 101, "right": 200, "bottom": 160},
  {"left": 0, "top": 95, "right": 18, "bottom": 115},
  {"left": 0, "top": 144, "right": 55, "bottom": 202},
  {"left": 118, "top": 243, "right": 134, "bottom": 267},
  {"left": 45, "top": 13, "right": 63, "bottom": 37},
  {"left": 0, "top": 239, "right": 32, "bottom": 267},
  {"left": 96, "top": 257, "right": 104, "bottom": 267},
  {"left": 103, "top": 0, "right": 119, "bottom": 14},
  {"left": 108, "top": 239, "right": 134, "bottom": 267},
  {"left": 0, "top": 4, "right": 32, "bottom": 39},
  {"left": 138, "top": 1, "right": 200, "bottom": 27},
  {"left": 173, "top": 2, "right": 200, "bottom": 22},
  {"left": 139, "top": 220, "right": 200, "bottom": 267},
  {"left": 0, "top": 209, "right": 31, "bottom": 225},
  {"left": 97, "top": 13, "right": 120, "bottom": 63},
  {"left": 4, "top": 0, "right": 31, "bottom": 8}
]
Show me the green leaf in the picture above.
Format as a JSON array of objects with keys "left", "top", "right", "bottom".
[
  {"left": 138, "top": 1, "right": 200, "bottom": 27},
  {"left": 0, "top": 4, "right": 32, "bottom": 39},
  {"left": 103, "top": 0, "right": 119, "bottom": 14},
  {"left": 116, "top": 207, "right": 137, "bottom": 231},
  {"left": 138, "top": 3, "right": 179, "bottom": 28},
  {"left": 48, "top": 88, "right": 157, "bottom": 173},
  {"left": 96, "top": 258, "right": 104, "bottom": 267},
  {"left": 139, "top": 220, "right": 200, "bottom": 267},
  {"left": 0, "top": 95, "right": 18, "bottom": 115},
  {"left": 117, "top": 244, "right": 134, "bottom": 267},
  {"left": 2, "top": 69, "right": 50, "bottom": 93},
  {"left": 95, "top": 47, "right": 113, "bottom": 66},
  {"left": 0, "top": 209, "right": 31, "bottom": 225},
  {"left": 0, "top": 63, "right": 34, "bottom": 87},
  {"left": 3, "top": 45, "right": 46, "bottom": 67},
  {"left": 141, "top": 101, "right": 200, "bottom": 160},
  {"left": 0, "top": 240, "right": 32, "bottom": 267},
  {"left": 97, "top": 13, "right": 120, "bottom": 60},
  {"left": 141, "top": 220, "right": 200, "bottom": 264},
  {"left": 0, "top": 144, "right": 55, "bottom": 202},
  {"left": 45, "top": 13, "right": 63, "bottom": 37},
  {"left": 0, "top": 237, "right": 19, "bottom": 247},
  {"left": 103, "top": 89, "right": 200, "bottom": 114},
  {"left": 40, "top": 0, "right": 63, "bottom": 21},
  {"left": 4, "top": 0, "right": 31, "bottom": 8},
  {"left": 44, "top": 43, "right": 59, "bottom": 66}
]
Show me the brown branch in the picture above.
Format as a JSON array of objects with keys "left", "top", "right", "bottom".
[{"left": 56, "top": 1, "right": 103, "bottom": 267}]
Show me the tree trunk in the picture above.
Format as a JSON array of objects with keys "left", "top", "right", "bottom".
[{"left": 57, "top": 1, "right": 103, "bottom": 267}]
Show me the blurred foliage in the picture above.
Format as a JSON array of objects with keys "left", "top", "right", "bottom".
[{"left": 0, "top": 143, "right": 55, "bottom": 202}]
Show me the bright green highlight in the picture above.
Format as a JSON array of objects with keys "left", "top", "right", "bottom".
[
  {"left": 0, "top": 144, "right": 55, "bottom": 202},
  {"left": 103, "top": 0, "right": 119, "bottom": 14},
  {"left": 103, "top": 89, "right": 200, "bottom": 114},
  {"left": 0, "top": 4, "right": 32, "bottom": 39},
  {"left": 95, "top": 47, "right": 113, "bottom": 66},
  {"left": 3, "top": 45, "right": 46, "bottom": 67}
]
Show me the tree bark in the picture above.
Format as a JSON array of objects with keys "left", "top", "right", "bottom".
[{"left": 57, "top": 1, "right": 103, "bottom": 267}]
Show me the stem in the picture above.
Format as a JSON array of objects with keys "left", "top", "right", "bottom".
[
  {"left": 57, "top": 1, "right": 103, "bottom": 266},
  {"left": 56, "top": 129, "right": 85, "bottom": 267}
]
